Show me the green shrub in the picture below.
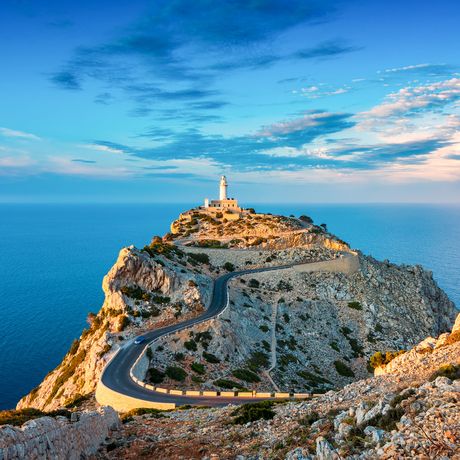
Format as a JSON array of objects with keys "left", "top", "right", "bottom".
[
  {"left": 369, "top": 350, "right": 405, "bottom": 369},
  {"left": 151, "top": 295, "right": 171, "bottom": 304},
  {"left": 429, "top": 364, "right": 460, "bottom": 381},
  {"left": 118, "top": 315, "right": 130, "bottom": 331},
  {"left": 246, "top": 351, "right": 269, "bottom": 371},
  {"left": 283, "top": 313, "right": 290, "bottom": 323},
  {"left": 277, "top": 280, "right": 292, "bottom": 291},
  {"left": 121, "top": 408, "right": 166, "bottom": 422},
  {"left": 330, "top": 341, "right": 340, "bottom": 352},
  {"left": 232, "top": 368, "right": 261, "bottom": 383},
  {"left": 191, "top": 362, "right": 206, "bottom": 374},
  {"left": 248, "top": 279, "right": 260, "bottom": 288},
  {"left": 120, "top": 285, "right": 145, "bottom": 300},
  {"left": 223, "top": 262, "right": 235, "bottom": 272},
  {"left": 261, "top": 340, "right": 271, "bottom": 352},
  {"left": 148, "top": 368, "right": 165, "bottom": 384},
  {"left": 184, "top": 339, "right": 197, "bottom": 351},
  {"left": 259, "top": 324, "right": 269, "bottom": 333},
  {"left": 334, "top": 360, "right": 355, "bottom": 377},
  {"left": 174, "top": 352, "right": 185, "bottom": 361},
  {"left": 348, "top": 301, "right": 362, "bottom": 310},
  {"left": 202, "top": 351, "right": 220, "bottom": 363},
  {"left": 165, "top": 366, "right": 187, "bottom": 381},
  {"left": 231, "top": 401, "right": 275, "bottom": 424},
  {"left": 297, "top": 370, "right": 331, "bottom": 386},
  {"left": 0, "top": 408, "right": 71, "bottom": 427},
  {"left": 188, "top": 253, "right": 210, "bottom": 264}
]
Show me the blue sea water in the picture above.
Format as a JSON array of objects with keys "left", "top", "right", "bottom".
[{"left": 0, "top": 203, "right": 459, "bottom": 409}]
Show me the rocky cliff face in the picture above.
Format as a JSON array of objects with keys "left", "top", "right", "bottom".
[
  {"left": 145, "top": 252, "right": 456, "bottom": 393},
  {"left": 0, "top": 407, "right": 119, "bottom": 460},
  {"left": 17, "top": 243, "right": 212, "bottom": 411}
]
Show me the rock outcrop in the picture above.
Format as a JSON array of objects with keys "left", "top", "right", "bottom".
[
  {"left": 0, "top": 406, "right": 119, "bottom": 460},
  {"left": 17, "top": 244, "right": 212, "bottom": 411}
]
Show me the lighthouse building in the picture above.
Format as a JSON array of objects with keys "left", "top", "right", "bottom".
[{"left": 203, "top": 175, "right": 240, "bottom": 212}]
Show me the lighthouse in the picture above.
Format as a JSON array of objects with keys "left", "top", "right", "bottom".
[{"left": 219, "top": 175, "right": 228, "bottom": 201}]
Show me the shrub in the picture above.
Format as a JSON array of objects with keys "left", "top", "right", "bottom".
[
  {"left": 120, "top": 285, "right": 144, "bottom": 300},
  {"left": 348, "top": 301, "right": 362, "bottom": 310},
  {"left": 277, "top": 280, "right": 292, "bottom": 291},
  {"left": 0, "top": 408, "right": 71, "bottom": 427},
  {"left": 231, "top": 401, "right": 275, "bottom": 424},
  {"left": 165, "top": 366, "right": 187, "bottom": 381},
  {"left": 429, "top": 364, "right": 460, "bottom": 381},
  {"left": 334, "top": 360, "right": 355, "bottom": 377},
  {"left": 174, "top": 352, "right": 185, "bottom": 361},
  {"left": 184, "top": 339, "right": 197, "bottom": 351},
  {"left": 191, "top": 362, "right": 206, "bottom": 374},
  {"left": 259, "top": 324, "right": 269, "bottom": 333},
  {"left": 202, "top": 351, "right": 220, "bottom": 363},
  {"left": 283, "top": 313, "right": 290, "bottom": 323},
  {"left": 188, "top": 253, "right": 210, "bottom": 264},
  {"left": 299, "top": 215, "right": 313, "bottom": 224},
  {"left": 261, "top": 340, "right": 271, "bottom": 352},
  {"left": 246, "top": 351, "right": 269, "bottom": 371},
  {"left": 148, "top": 368, "right": 165, "bottom": 384},
  {"left": 248, "top": 279, "right": 260, "bottom": 288},
  {"left": 146, "top": 347, "right": 153, "bottom": 360},
  {"left": 213, "top": 379, "right": 246, "bottom": 390},
  {"left": 118, "top": 315, "right": 130, "bottom": 331},
  {"left": 297, "top": 370, "right": 331, "bottom": 386},
  {"left": 232, "top": 368, "right": 261, "bottom": 383},
  {"left": 121, "top": 408, "right": 165, "bottom": 422},
  {"left": 151, "top": 295, "right": 170, "bottom": 304},
  {"left": 330, "top": 341, "right": 340, "bottom": 352},
  {"left": 223, "top": 262, "right": 235, "bottom": 272},
  {"left": 369, "top": 350, "right": 405, "bottom": 369}
]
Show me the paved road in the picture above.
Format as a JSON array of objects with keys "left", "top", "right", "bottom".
[{"left": 100, "top": 263, "right": 295, "bottom": 407}]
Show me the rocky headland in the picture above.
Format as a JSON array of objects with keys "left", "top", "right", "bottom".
[{"left": 3, "top": 208, "right": 459, "bottom": 459}]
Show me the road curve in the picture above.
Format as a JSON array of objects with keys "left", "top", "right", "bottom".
[{"left": 100, "top": 263, "right": 295, "bottom": 407}]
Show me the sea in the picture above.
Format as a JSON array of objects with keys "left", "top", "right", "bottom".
[{"left": 0, "top": 203, "right": 459, "bottom": 409}]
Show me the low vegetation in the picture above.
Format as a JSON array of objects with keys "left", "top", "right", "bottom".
[
  {"left": 334, "top": 360, "right": 355, "bottom": 377},
  {"left": 230, "top": 401, "right": 276, "bottom": 424},
  {"left": 429, "top": 363, "right": 460, "bottom": 381},
  {"left": 165, "top": 366, "right": 187, "bottom": 381},
  {"left": 369, "top": 350, "right": 406, "bottom": 369},
  {"left": 0, "top": 408, "right": 71, "bottom": 426},
  {"left": 232, "top": 368, "right": 261, "bottom": 383}
]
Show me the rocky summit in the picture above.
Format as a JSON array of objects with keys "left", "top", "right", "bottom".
[{"left": 4, "top": 208, "right": 459, "bottom": 459}]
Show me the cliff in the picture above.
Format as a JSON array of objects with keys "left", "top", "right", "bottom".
[{"left": 16, "top": 209, "right": 457, "bottom": 415}]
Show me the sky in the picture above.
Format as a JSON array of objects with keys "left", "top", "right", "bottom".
[{"left": 0, "top": 0, "right": 459, "bottom": 203}]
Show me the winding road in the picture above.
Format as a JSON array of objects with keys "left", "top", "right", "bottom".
[{"left": 99, "top": 263, "right": 295, "bottom": 407}]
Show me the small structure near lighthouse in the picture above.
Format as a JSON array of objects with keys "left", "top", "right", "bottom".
[{"left": 203, "top": 175, "right": 240, "bottom": 212}]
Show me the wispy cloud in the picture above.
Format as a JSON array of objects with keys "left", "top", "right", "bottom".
[
  {"left": 81, "top": 142, "right": 126, "bottom": 154},
  {"left": 0, "top": 127, "right": 41, "bottom": 140}
]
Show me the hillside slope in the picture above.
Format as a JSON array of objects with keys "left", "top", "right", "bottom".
[{"left": 16, "top": 210, "right": 457, "bottom": 414}]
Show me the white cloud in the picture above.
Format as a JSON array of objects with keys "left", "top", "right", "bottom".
[
  {"left": 81, "top": 143, "right": 125, "bottom": 154},
  {"left": 0, "top": 127, "right": 41, "bottom": 140},
  {"left": 361, "top": 78, "right": 460, "bottom": 119}
]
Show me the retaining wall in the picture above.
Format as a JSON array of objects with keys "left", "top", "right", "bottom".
[
  {"left": 95, "top": 380, "right": 176, "bottom": 412},
  {"left": 293, "top": 253, "right": 359, "bottom": 275}
]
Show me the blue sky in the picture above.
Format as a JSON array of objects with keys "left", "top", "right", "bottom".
[{"left": 1, "top": 0, "right": 459, "bottom": 203}]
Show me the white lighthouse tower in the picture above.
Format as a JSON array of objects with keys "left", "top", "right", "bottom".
[{"left": 219, "top": 175, "right": 228, "bottom": 201}]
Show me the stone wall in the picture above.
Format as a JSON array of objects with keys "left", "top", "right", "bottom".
[{"left": 0, "top": 407, "right": 119, "bottom": 460}]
